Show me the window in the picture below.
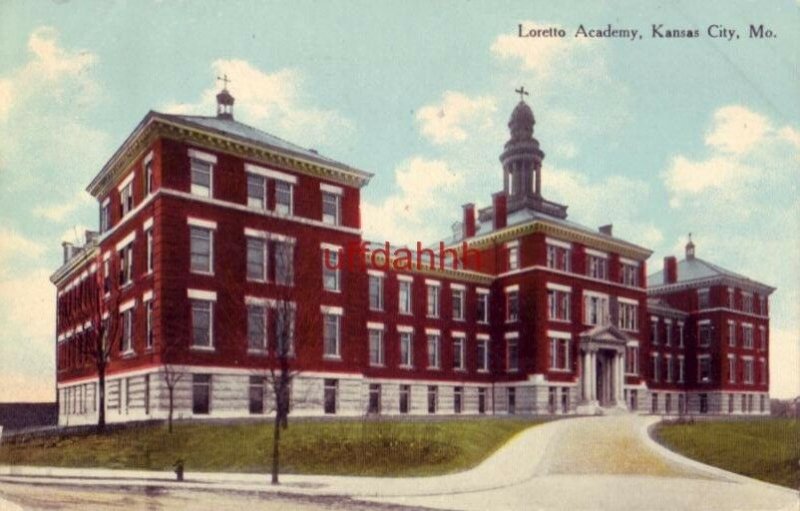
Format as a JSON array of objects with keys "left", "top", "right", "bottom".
[
  {"left": 697, "top": 289, "right": 710, "bottom": 309},
  {"left": 759, "top": 326, "right": 766, "bottom": 350},
  {"left": 427, "top": 386, "right": 438, "bottom": 414},
  {"left": 665, "top": 355, "right": 673, "bottom": 382},
  {"left": 452, "top": 288, "right": 465, "bottom": 320},
  {"left": 476, "top": 291, "right": 489, "bottom": 323},
  {"left": 426, "top": 283, "right": 440, "bottom": 318},
  {"left": 322, "top": 248, "right": 341, "bottom": 292},
  {"left": 698, "top": 356, "right": 711, "bottom": 383},
  {"left": 678, "top": 356, "right": 685, "bottom": 383},
  {"left": 119, "top": 243, "right": 134, "bottom": 286},
  {"left": 760, "top": 358, "right": 767, "bottom": 384},
  {"left": 274, "top": 180, "right": 293, "bottom": 215},
  {"left": 626, "top": 346, "right": 639, "bottom": 375},
  {"left": 190, "top": 227, "right": 213, "bottom": 274},
  {"left": 587, "top": 254, "right": 607, "bottom": 280},
  {"left": 121, "top": 308, "right": 134, "bottom": 354},
  {"left": 548, "top": 289, "right": 571, "bottom": 321},
  {"left": 699, "top": 393, "right": 708, "bottom": 413},
  {"left": 247, "top": 174, "right": 266, "bottom": 209},
  {"left": 144, "top": 159, "right": 154, "bottom": 196},
  {"left": 103, "top": 258, "right": 111, "bottom": 295},
  {"left": 478, "top": 388, "right": 487, "bottom": 414},
  {"left": 583, "top": 293, "right": 609, "bottom": 326},
  {"left": 247, "top": 305, "right": 267, "bottom": 352},
  {"left": 549, "top": 337, "right": 570, "bottom": 371},
  {"left": 146, "top": 228, "right": 154, "bottom": 273},
  {"left": 759, "top": 296, "right": 767, "bottom": 315},
  {"left": 477, "top": 338, "right": 489, "bottom": 372},
  {"left": 322, "top": 191, "right": 341, "bottom": 225},
  {"left": 399, "top": 384, "right": 410, "bottom": 414},
  {"left": 453, "top": 336, "right": 465, "bottom": 371},
  {"left": 100, "top": 201, "right": 111, "bottom": 233},
  {"left": 323, "top": 313, "right": 341, "bottom": 359},
  {"left": 678, "top": 322, "right": 685, "bottom": 348},
  {"left": 698, "top": 322, "right": 712, "bottom": 347},
  {"left": 273, "top": 240, "right": 294, "bottom": 286},
  {"left": 399, "top": 331, "right": 413, "bottom": 367},
  {"left": 192, "top": 374, "right": 211, "bottom": 414},
  {"left": 368, "top": 274, "right": 383, "bottom": 311},
  {"left": 368, "top": 328, "right": 384, "bottom": 366},
  {"left": 506, "top": 290, "right": 519, "bottom": 322},
  {"left": 145, "top": 298, "right": 154, "bottom": 350},
  {"left": 398, "top": 280, "right": 412, "bottom": 314},
  {"left": 275, "top": 306, "right": 295, "bottom": 356},
  {"left": 743, "top": 325, "right": 754, "bottom": 349},
  {"left": 728, "top": 321, "right": 736, "bottom": 347},
  {"left": 651, "top": 353, "right": 660, "bottom": 382},
  {"left": 368, "top": 384, "right": 381, "bottom": 414},
  {"left": 507, "top": 388, "right": 516, "bottom": 414},
  {"left": 191, "top": 300, "right": 213, "bottom": 348},
  {"left": 742, "top": 294, "right": 754, "bottom": 313},
  {"left": 324, "top": 379, "right": 337, "bottom": 414},
  {"left": 743, "top": 359, "right": 754, "bottom": 384},
  {"left": 190, "top": 158, "right": 212, "bottom": 197},
  {"left": 650, "top": 319, "right": 659, "bottom": 345},
  {"left": 618, "top": 301, "right": 637, "bottom": 331},
  {"left": 506, "top": 243, "right": 519, "bottom": 271},
  {"left": 546, "top": 243, "right": 571, "bottom": 272},
  {"left": 426, "top": 334, "right": 440, "bottom": 369},
  {"left": 665, "top": 321, "right": 673, "bottom": 346},
  {"left": 651, "top": 393, "right": 658, "bottom": 414},
  {"left": 621, "top": 263, "right": 638, "bottom": 286},
  {"left": 728, "top": 356, "right": 736, "bottom": 383},
  {"left": 728, "top": 288, "right": 735, "bottom": 309},
  {"left": 506, "top": 337, "right": 519, "bottom": 372},
  {"left": 246, "top": 237, "right": 267, "bottom": 282},
  {"left": 454, "top": 386, "right": 463, "bottom": 414},
  {"left": 249, "top": 376, "right": 264, "bottom": 414},
  {"left": 120, "top": 182, "right": 133, "bottom": 217}
]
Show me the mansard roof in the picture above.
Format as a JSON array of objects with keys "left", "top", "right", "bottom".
[{"left": 647, "top": 257, "right": 775, "bottom": 294}]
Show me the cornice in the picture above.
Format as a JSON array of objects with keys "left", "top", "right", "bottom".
[
  {"left": 365, "top": 255, "right": 494, "bottom": 285},
  {"left": 648, "top": 274, "right": 775, "bottom": 296}
]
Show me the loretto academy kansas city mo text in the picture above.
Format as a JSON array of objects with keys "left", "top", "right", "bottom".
[{"left": 51, "top": 83, "right": 774, "bottom": 427}]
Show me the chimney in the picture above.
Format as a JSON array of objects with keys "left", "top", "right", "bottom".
[
  {"left": 599, "top": 224, "right": 613, "bottom": 236},
  {"left": 61, "top": 242, "right": 74, "bottom": 264},
  {"left": 462, "top": 203, "right": 476, "bottom": 238},
  {"left": 664, "top": 256, "right": 678, "bottom": 284},
  {"left": 492, "top": 192, "right": 507, "bottom": 230}
]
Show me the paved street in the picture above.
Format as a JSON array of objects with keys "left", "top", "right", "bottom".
[{"left": 1, "top": 416, "right": 797, "bottom": 511}]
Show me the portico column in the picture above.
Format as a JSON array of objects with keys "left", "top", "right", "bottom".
[
  {"left": 617, "top": 352, "right": 625, "bottom": 403},
  {"left": 582, "top": 350, "right": 590, "bottom": 401},
  {"left": 589, "top": 350, "right": 596, "bottom": 401}
]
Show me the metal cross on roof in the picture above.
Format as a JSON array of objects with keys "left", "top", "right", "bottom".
[
  {"left": 217, "top": 74, "right": 231, "bottom": 89},
  {"left": 515, "top": 86, "right": 529, "bottom": 101}
]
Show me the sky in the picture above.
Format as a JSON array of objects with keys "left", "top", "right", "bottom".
[{"left": 0, "top": 0, "right": 798, "bottom": 400}]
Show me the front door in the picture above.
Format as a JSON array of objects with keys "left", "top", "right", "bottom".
[{"left": 596, "top": 356, "right": 605, "bottom": 405}]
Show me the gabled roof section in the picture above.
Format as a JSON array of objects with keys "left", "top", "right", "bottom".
[
  {"left": 87, "top": 111, "right": 373, "bottom": 198},
  {"left": 647, "top": 257, "right": 775, "bottom": 294},
  {"left": 646, "top": 298, "right": 688, "bottom": 318}
]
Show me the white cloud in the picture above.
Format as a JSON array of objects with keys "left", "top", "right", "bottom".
[
  {"left": 162, "top": 59, "right": 353, "bottom": 150},
  {"left": 705, "top": 105, "right": 770, "bottom": 155},
  {"left": 416, "top": 91, "right": 497, "bottom": 144},
  {"left": 362, "top": 157, "right": 463, "bottom": 245},
  {"left": 769, "top": 328, "right": 800, "bottom": 399},
  {"left": 33, "top": 191, "right": 92, "bottom": 222},
  {"left": 491, "top": 22, "right": 593, "bottom": 79},
  {"left": 0, "top": 228, "right": 46, "bottom": 269}
]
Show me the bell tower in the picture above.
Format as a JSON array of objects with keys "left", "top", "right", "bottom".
[{"left": 216, "top": 74, "right": 235, "bottom": 120}]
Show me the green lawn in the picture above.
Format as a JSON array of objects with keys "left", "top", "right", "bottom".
[
  {"left": 0, "top": 418, "right": 545, "bottom": 477},
  {"left": 654, "top": 418, "right": 799, "bottom": 489}
]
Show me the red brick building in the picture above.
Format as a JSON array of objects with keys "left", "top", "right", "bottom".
[{"left": 51, "top": 89, "right": 772, "bottom": 425}]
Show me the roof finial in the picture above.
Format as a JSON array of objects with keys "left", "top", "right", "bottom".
[
  {"left": 515, "top": 86, "right": 529, "bottom": 102},
  {"left": 215, "top": 75, "right": 235, "bottom": 120},
  {"left": 217, "top": 74, "right": 231, "bottom": 90},
  {"left": 686, "top": 232, "right": 696, "bottom": 260}
]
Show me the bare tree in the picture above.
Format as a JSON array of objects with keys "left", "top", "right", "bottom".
[
  {"left": 161, "top": 338, "right": 184, "bottom": 433},
  {"left": 63, "top": 254, "right": 123, "bottom": 433}
]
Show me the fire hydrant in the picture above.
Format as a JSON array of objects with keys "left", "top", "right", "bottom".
[{"left": 173, "top": 459, "right": 184, "bottom": 482}]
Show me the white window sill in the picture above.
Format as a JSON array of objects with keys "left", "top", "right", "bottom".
[
  {"left": 323, "top": 355, "right": 342, "bottom": 361},
  {"left": 247, "top": 278, "right": 268, "bottom": 284},
  {"left": 453, "top": 317, "right": 465, "bottom": 322},
  {"left": 248, "top": 349, "right": 268, "bottom": 356},
  {"left": 369, "top": 363, "right": 385, "bottom": 368},
  {"left": 427, "top": 366, "right": 441, "bottom": 371},
  {"left": 507, "top": 368, "right": 519, "bottom": 373},
  {"left": 549, "top": 368, "right": 571, "bottom": 373},
  {"left": 369, "top": 308, "right": 384, "bottom": 313},
  {"left": 399, "top": 365, "right": 414, "bottom": 370},
  {"left": 191, "top": 346, "right": 215, "bottom": 352},
  {"left": 323, "top": 288, "right": 342, "bottom": 293},
  {"left": 121, "top": 350, "right": 136, "bottom": 358},
  {"left": 454, "top": 368, "right": 466, "bottom": 373},
  {"left": 548, "top": 318, "right": 571, "bottom": 324},
  {"left": 191, "top": 270, "right": 215, "bottom": 277},
  {"left": 477, "top": 369, "right": 489, "bottom": 374}
]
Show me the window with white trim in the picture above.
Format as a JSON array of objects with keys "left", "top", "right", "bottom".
[
  {"left": 743, "top": 358, "right": 754, "bottom": 384},
  {"left": 119, "top": 242, "right": 134, "bottom": 286},
  {"left": 549, "top": 337, "right": 570, "bottom": 371},
  {"left": 621, "top": 262, "right": 638, "bottom": 286},
  {"left": 398, "top": 280, "right": 412, "bottom": 314},
  {"left": 273, "top": 240, "right": 294, "bottom": 286},
  {"left": 120, "top": 182, "right": 134, "bottom": 217},
  {"left": 191, "top": 299, "right": 213, "bottom": 348},
  {"left": 476, "top": 292, "right": 489, "bottom": 323},
  {"left": 506, "top": 337, "right": 519, "bottom": 372},
  {"left": 759, "top": 326, "right": 766, "bottom": 350},
  {"left": 323, "top": 313, "right": 341, "bottom": 358},
  {"left": 399, "top": 331, "right": 413, "bottom": 367},
  {"left": 452, "top": 288, "right": 465, "bottom": 321},
  {"left": 121, "top": 308, "right": 134, "bottom": 354},
  {"left": 665, "top": 321, "right": 673, "bottom": 346},
  {"left": 698, "top": 355, "right": 711, "bottom": 383},
  {"left": 618, "top": 302, "right": 638, "bottom": 331},
  {"left": 275, "top": 305, "right": 295, "bottom": 356},
  {"left": 697, "top": 289, "right": 710, "bottom": 309},
  {"left": 727, "top": 355, "right": 736, "bottom": 383},
  {"left": 144, "top": 158, "right": 154, "bottom": 196},
  {"left": 246, "top": 173, "right": 266, "bottom": 209},
  {"left": 727, "top": 288, "right": 735, "bottom": 309},
  {"left": 427, "top": 334, "right": 440, "bottom": 369},
  {"left": 650, "top": 318, "right": 659, "bottom": 345},
  {"left": 322, "top": 191, "right": 341, "bottom": 225},
  {"left": 759, "top": 358, "right": 767, "bottom": 384},
  {"left": 322, "top": 248, "right": 340, "bottom": 292},
  {"left": 453, "top": 335, "right": 465, "bottom": 371},
  {"left": 587, "top": 255, "right": 607, "bottom": 280},
  {"left": 190, "top": 227, "right": 213, "bottom": 274},
  {"left": 146, "top": 227, "right": 154, "bottom": 273},
  {"left": 275, "top": 181, "right": 293, "bottom": 215},
  {"left": 246, "top": 237, "right": 267, "bottom": 282},
  {"left": 583, "top": 294, "right": 609, "bottom": 326},
  {"left": 678, "top": 356, "right": 685, "bottom": 383},
  {"left": 651, "top": 353, "right": 660, "bottom": 382},
  {"left": 665, "top": 355, "right": 673, "bottom": 382},
  {"left": 477, "top": 338, "right": 489, "bottom": 372},
  {"left": 247, "top": 305, "right": 267, "bottom": 352},
  {"left": 547, "top": 244, "right": 570, "bottom": 272},
  {"left": 743, "top": 324, "right": 754, "bottom": 349},
  {"left": 507, "top": 243, "right": 519, "bottom": 271},
  {"left": 506, "top": 290, "right": 519, "bottom": 322},
  {"left": 368, "top": 328, "right": 384, "bottom": 366},
  {"left": 100, "top": 201, "right": 111, "bottom": 233},
  {"left": 190, "top": 157, "right": 212, "bottom": 197},
  {"left": 742, "top": 293, "right": 754, "bottom": 313},
  {"left": 145, "top": 297, "right": 154, "bottom": 350},
  {"left": 368, "top": 274, "right": 383, "bottom": 311},
  {"left": 759, "top": 296, "right": 767, "bottom": 315},
  {"left": 678, "top": 322, "right": 685, "bottom": 348},
  {"left": 728, "top": 321, "right": 736, "bottom": 347},
  {"left": 548, "top": 289, "right": 571, "bottom": 321},
  {"left": 698, "top": 322, "right": 712, "bottom": 347},
  {"left": 626, "top": 346, "right": 639, "bottom": 375},
  {"left": 426, "top": 283, "right": 440, "bottom": 318}
]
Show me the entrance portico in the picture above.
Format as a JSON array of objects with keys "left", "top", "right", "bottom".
[{"left": 576, "top": 325, "right": 630, "bottom": 414}]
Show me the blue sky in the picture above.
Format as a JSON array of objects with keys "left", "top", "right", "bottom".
[{"left": 0, "top": 0, "right": 798, "bottom": 400}]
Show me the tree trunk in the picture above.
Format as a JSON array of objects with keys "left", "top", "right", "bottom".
[
  {"left": 271, "top": 408, "right": 281, "bottom": 485},
  {"left": 97, "top": 367, "right": 106, "bottom": 433},
  {"left": 168, "top": 385, "right": 175, "bottom": 434}
]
